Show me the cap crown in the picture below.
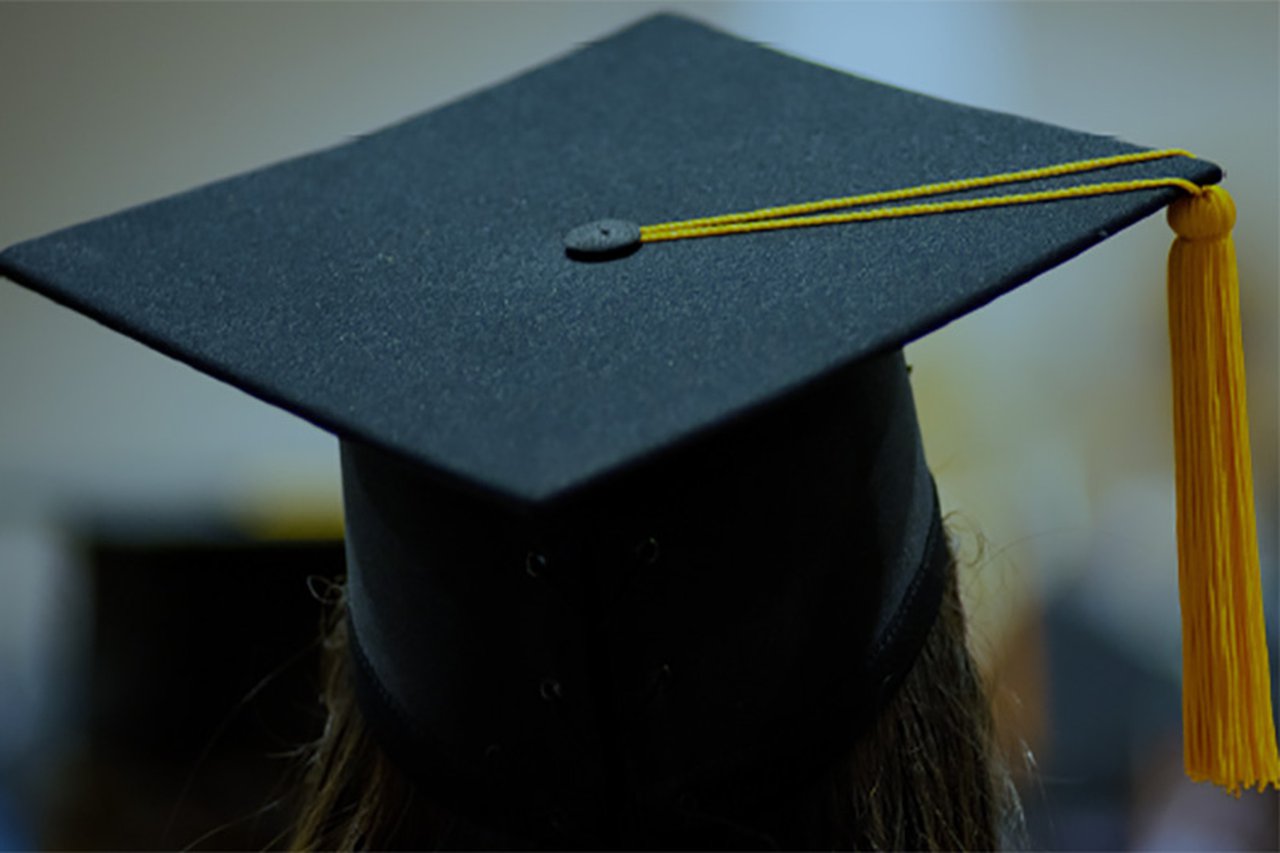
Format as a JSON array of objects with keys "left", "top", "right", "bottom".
[{"left": 0, "top": 14, "right": 1217, "bottom": 506}]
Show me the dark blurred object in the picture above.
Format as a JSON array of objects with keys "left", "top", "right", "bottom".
[
  {"left": 39, "top": 531, "right": 343, "bottom": 850},
  {"left": 1020, "top": 588, "right": 1279, "bottom": 851}
]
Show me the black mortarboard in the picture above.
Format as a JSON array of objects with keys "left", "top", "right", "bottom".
[{"left": 1, "top": 12, "right": 1273, "bottom": 846}]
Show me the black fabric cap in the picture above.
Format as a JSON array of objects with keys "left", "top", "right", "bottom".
[
  {"left": 341, "top": 349, "right": 946, "bottom": 846},
  {"left": 0, "top": 12, "right": 1221, "bottom": 848},
  {"left": 0, "top": 14, "right": 1217, "bottom": 508}
]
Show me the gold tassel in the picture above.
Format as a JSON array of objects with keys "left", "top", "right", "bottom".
[{"left": 1167, "top": 185, "right": 1279, "bottom": 794}]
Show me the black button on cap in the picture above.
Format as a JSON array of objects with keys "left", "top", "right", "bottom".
[{"left": 564, "top": 219, "right": 642, "bottom": 260}]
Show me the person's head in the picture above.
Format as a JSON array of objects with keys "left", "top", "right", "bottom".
[
  {"left": 290, "top": 553, "right": 1009, "bottom": 850},
  {"left": 288, "top": 355, "right": 1016, "bottom": 849}
]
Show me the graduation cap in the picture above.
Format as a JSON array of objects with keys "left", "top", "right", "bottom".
[{"left": 1, "top": 12, "right": 1273, "bottom": 844}]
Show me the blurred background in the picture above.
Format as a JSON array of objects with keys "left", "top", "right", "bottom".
[{"left": 0, "top": 1, "right": 1275, "bottom": 849}]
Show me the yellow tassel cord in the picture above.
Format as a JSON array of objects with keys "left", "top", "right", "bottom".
[
  {"left": 637, "top": 153, "right": 1280, "bottom": 794},
  {"left": 640, "top": 148, "right": 1196, "bottom": 241},
  {"left": 1167, "top": 186, "right": 1279, "bottom": 794}
]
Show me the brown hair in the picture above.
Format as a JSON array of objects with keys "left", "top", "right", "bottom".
[{"left": 289, "top": 561, "right": 1014, "bottom": 850}]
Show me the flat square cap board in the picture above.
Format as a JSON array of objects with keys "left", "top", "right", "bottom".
[{"left": 0, "top": 13, "right": 1219, "bottom": 508}]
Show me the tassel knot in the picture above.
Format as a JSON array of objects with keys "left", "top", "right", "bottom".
[{"left": 1168, "top": 184, "right": 1236, "bottom": 240}]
